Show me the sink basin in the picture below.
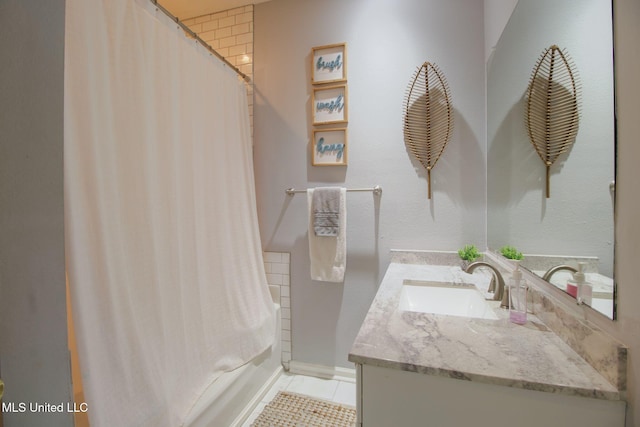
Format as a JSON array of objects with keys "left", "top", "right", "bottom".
[{"left": 399, "top": 279, "right": 498, "bottom": 320}]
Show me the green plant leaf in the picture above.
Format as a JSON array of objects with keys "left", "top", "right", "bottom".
[
  {"left": 458, "top": 244, "right": 480, "bottom": 262},
  {"left": 500, "top": 245, "right": 524, "bottom": 260}
]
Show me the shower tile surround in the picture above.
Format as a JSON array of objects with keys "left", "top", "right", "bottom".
[
  {"left": 182, "top": 6, "right": 254, "bottom": 137},
  {"left": 264, "top": 251, "right": 291, "bottom": 369},
  {"left": 349, "top": 250, "right": 627, "bottom": 400}
]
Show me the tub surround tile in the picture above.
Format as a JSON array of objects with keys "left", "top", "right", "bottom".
[
  {"left": 271, "top": 262, "right": 290, "bottom": 275},
  {"left": 264, "top": 251, "right": 291, "bottom": 369},
  {"left": 349, "top": 260, "right": 624, "bottom": 401},
  {"left": 281, "top": 297, "right": 290, "bottom": 309},
  {"left": 265, "top": 273, "right": 283, "bottom": 285},
  {"left": 263, "top": 252, "right": 283, "bottom": 263},
  {"left": 183, "top": 5, "right": 255, "bottom": 138}
]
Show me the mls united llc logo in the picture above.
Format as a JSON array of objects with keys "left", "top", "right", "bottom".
[{"left": 2, "top": 401, "right": 88, "bottom": 414}]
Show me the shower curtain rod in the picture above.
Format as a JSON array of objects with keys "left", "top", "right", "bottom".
[
  {"left": 151, "top": 0, "right": 251, "bottom": 83},
  {"left": 285, "top": 186, "right": 382, "bottom": 196}
]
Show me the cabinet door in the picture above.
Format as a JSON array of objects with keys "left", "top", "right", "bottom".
[{"left": 360, "top": 365, "right": 625, "bottom": 427}]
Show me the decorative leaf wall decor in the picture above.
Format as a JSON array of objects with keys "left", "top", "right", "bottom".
[
  {"left": 403, "top": 62, "right": 453, "bottom": 199},
  {"left": 525, "top": 45, "right": 581, "bottom": 198}
]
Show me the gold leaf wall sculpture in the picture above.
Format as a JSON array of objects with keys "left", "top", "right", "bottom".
[
  {"left": 403, "top": 62, "right": 453, "bottom": 199},
  {"left": 525, "top": 45, "right": 581, "bottom": 198}
]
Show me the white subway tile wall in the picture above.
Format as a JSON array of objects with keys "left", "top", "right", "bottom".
[
  {"left": 182, "top": 6, "right": 254, "bottom": 138},
  {"left": 263, "top": 252, "right": 291, "bottom": 369}
]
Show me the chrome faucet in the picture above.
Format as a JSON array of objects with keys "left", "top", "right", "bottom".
[
  {"left": 542, "top": 265, "right": 577, "bottom": 282},
  {"left": 465, "top": 262, "right": 508, "bottom": 308}
]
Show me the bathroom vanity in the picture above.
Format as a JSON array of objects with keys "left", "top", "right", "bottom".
[{"left": 349, "top": 251, "right": 626, "bottom": 427}]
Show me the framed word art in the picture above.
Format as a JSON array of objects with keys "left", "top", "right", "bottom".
[
  {"left": 311, "top": 43, "right": 347, "bottom": 85},
  {"left": 312, "top": 84, "right": 348, "bottom": 125},
  {"left": 312, "top": 129, "right": 347, "bottom": 166}
]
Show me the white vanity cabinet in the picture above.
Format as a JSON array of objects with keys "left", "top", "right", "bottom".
[
  {"left": 356, "top": 364, "right": 625, "bottom": 427},
  {"left": 349, "top": 259, "right": 627, "bottom": 427}
]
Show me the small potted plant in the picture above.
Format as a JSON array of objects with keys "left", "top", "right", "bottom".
[
  {"left": 500, "top": 245, "right": 524, "bottom": 261},
  {"left": 458, "top": 244, "right": 481, "bottom": 270}
]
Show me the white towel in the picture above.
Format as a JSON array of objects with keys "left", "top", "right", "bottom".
[
  {"left": 312, "top": 187, "right": 341, "bottom": 236},
  {"left": 307, "top": 187, "right": 347, "bottom": 282}
]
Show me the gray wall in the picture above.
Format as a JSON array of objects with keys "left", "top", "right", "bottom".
[
  {"left": 484, "top": 0, "right": 518, "bottom": 63},
  {"left": 487, "top": 0, "right": 615, "bottom": 277},
  {"left": 0, "top": 1, "right": 73, "bottom": 426},
  {"left": 254, "top": 0, "right": 486, "bottom": 368}
]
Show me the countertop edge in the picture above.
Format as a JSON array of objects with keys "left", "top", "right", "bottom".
[{"left": 348, "top": 352, "right": 622, "bottom": 401}]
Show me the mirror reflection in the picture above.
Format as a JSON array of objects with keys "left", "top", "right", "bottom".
[{"left": 487, "top": 0, "right": 615, "bottom": 318}]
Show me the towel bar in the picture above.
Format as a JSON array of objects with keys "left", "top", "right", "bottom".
[{"left": 285, "top": 186, "right": 382, "bottom": 196}]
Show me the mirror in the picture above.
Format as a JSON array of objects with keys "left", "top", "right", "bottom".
[{"left": 487, "top": 0, "right": 616, "bottom": 319}]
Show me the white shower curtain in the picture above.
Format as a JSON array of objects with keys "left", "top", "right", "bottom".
[{"left": 64, "top": 1, "right": 275, "bottom": 426}]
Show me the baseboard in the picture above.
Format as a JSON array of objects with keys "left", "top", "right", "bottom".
[
  {"left": 230, "top": 365, "right": 283, "bottom": 427},
  {"left": 288, "top": 360, "right": 356, "bottom": 383}
]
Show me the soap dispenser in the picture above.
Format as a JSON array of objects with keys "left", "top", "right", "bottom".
[
  {"left": 566, "top": 262, "right": 583, "bottom": 298},
  {"left": 509, "top": 262, "right": 527, "bottom": 324},
  {"left": 567, "top": 262, "right": 591, "bottom": 304},
  {"left": 575, "top": 262, "right": 593, "bottom": 305}
]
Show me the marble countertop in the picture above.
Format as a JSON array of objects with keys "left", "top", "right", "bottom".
[{"left": 348, "top": 262, "right": 622, "bottom": 400}]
